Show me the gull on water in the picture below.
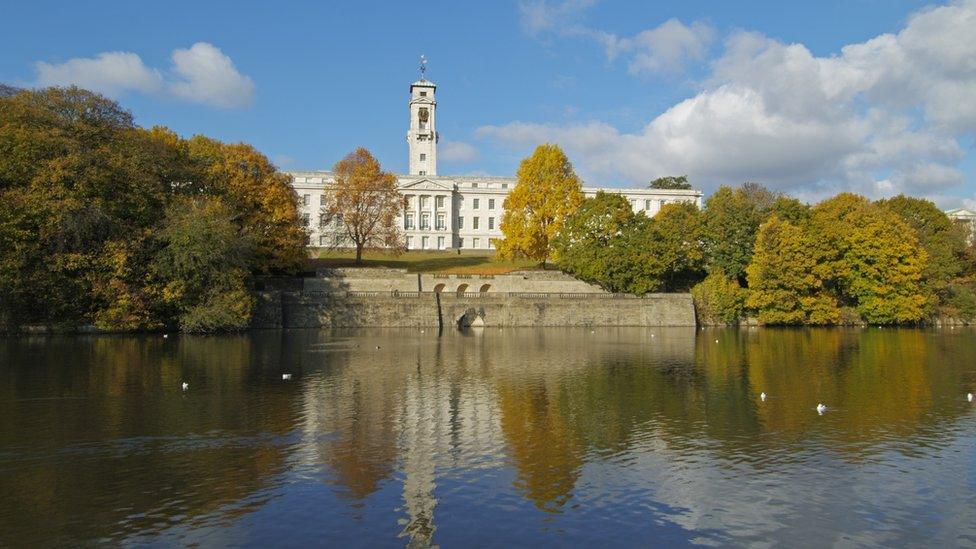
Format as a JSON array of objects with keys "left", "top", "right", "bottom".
[
  {"left": 968, "top": 393, "right": 973, "bottom": 402},
  {"left": 181, "top": 382, "right": 189, "bottom": 391},
  {"left": 760, "top": 392, "right": 767, "bottom": 402},
  {"left": 816, "top": 403, "right": 827, "bottom": 414},
  {"left": 282, "top": 374, "right": 292, "bottom": 381}
]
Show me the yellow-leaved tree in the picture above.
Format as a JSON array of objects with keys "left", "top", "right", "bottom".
[
  {"left": 324, "top": 148, "right": 403, "bottom": 264},
  {"left": 497, "top": 144, "right": 584, "bottom": 266}
]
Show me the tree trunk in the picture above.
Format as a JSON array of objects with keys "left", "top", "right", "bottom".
[{"left": 355, "top": 244, "right": 363, "bottom": 264}]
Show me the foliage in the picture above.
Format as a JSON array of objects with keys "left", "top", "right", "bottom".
[
  {"left": 810, "top": 194, "right": 928, "bottom": 324},
  {"left": 497, "top": 144, "right": 584, "bottom": 264},
  {"left": 701, "top": 183, "right": 793, "bottom": 282},
  {"left": 555, "top": 200, "right": 704, "bottom": 294},
  {"left": 552, "top": 191, "right": 637, "bottom": 289},
  {"left": 691, "top": 272, "right": 748, "bottom": 325},
  {"left": 746, "top": 216, "right": 841, "bottom": 325},
  {"left": 876, "top": 195, "right": 967, "bottom": 305},
  {"left": 943, "top": 283, "right": 976, "bottom": 319},
  {"left": 186, "top": 135, "right": 307, "bottom": 273},
  {"left": 323, "top": 147, "right": 403, "bottom": 264},
  {"left": 0, "top": 86, "right": 304, "bottom": 332},
  {"left": 648, "top": 175, "right": 692, "bottom": 190}
]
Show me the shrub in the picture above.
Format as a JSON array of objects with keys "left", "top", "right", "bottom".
[{"left": 692, "top": 272, "right": 747, "bottom": 325}]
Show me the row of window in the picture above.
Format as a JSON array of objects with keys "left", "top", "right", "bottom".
[
  {"left": 306, "top": 192, "right": 526, "bottom": 212},
  {"left": 402, "top": 215, "right": 496, "bottom": 231},
  {"left": 404, "top": 236, "right": 496, "bottom": 250}
]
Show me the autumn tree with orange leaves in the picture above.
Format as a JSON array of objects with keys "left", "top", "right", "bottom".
[{"left": 323, "top": 148, "right": 404, "bottom": 264}]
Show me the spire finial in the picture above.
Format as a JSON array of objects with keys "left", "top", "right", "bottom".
[{"left": 419, "top": 55, "right": 428, "bottom": 80}]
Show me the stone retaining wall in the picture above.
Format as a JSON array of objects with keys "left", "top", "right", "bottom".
[{"left": 252, "top": 291, "right": 696, "bottom": 328}]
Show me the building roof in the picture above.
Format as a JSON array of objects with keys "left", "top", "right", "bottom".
[
  {"left": 410, "top": 79, "right": 436, "bottom": 89},
  {"left": 286, "top": 170, "right": 702, "bottom": 196},
  {"left": 945, "top": 207, "right": 976, "bottom": 219}
]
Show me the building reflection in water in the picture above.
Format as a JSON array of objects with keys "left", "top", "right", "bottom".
[{"left": 295, "top": 327, "right": 697, "bottom": 544}]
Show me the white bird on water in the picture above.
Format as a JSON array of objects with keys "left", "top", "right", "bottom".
[
  {"left": 181, "top": 382, "right": 189, "bottom": 391},
  {"left": 163, "top": 334, "right": 168, "bottom": 339},
  {"left": 968, "top": 393, "right": 973, "bottom": 403},
  {"left": 282, "top": 374, "right": 292, "bottom": 381},
  {"left": 760, "top": 392, "right": 767, "bottom": 402},
  {"left": 816, "top": 403, "right": 827, "bottom": 414}
]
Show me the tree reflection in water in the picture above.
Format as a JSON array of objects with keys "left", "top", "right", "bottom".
[{"left": 0, "top": 327, "right": 974, "bottom": 546}]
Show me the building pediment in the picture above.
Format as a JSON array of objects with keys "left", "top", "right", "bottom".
[{"left": 398, "top": 178, "right": 455, "bottom": 192}]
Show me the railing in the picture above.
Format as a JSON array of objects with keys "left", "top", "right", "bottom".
[{"left": 297, "top": 290, "right": 668, "bottom": 299}]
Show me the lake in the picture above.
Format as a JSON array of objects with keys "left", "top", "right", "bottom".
[{"left": 1, "top": 327, "right": 974, "bottom": 547}]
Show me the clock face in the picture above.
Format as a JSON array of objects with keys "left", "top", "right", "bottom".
[{"left": 418, "top": 108, "right": 429, "bottom": 123}]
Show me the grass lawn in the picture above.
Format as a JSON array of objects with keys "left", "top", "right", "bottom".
[{"left": 308, "top": 248, "right": 541, "bottom": 274}]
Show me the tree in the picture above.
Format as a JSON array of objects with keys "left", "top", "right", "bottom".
[
  {"left": 702, "top": 183, "right": 781, "bottom": 282},
  {"left": 553, "top": 191, "right": 637, "bottom": 289},
  {"left": 323, "top": 147, "right": 403, "bottom": 264},
  {"left": 0, "top": 86, "right": 307, "bottom": 332},
  {"left": 648, "top": 175, "right": 692, "bottom": 190},
  {"left": 876, "top": 195, "right": 967, "bottom": 305},
  {"left": 810, "top": 194, "right": 928, "bottom": 324},
  {"left": 497, "top": 144, "right": 584, "bottom": 265},
  {"left": 152, "top": 197, "right": 254, "bottom": 332},
  {"left": 746, "top": 216, "right": 840, "bottom": 325},
  {"left": 691, "top": 271, "right": 748, "bottom": 325}
]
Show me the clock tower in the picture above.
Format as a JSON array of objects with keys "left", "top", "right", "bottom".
[{"left": 407, "top": 56, "right": 438, "bottom": 176}]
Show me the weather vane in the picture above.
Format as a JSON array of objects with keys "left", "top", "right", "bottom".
[{"left": 419, "top": 55, "right": 428, "bottom": 80}]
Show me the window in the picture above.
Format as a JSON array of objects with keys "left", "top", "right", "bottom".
[
  {"left": 406, "top": 236, "right": 413, "bottom": 248},
  {"left": 473, "top": 217, "right": 480, "bottom": 230},
  {"left": 488, "top": 217, "right": 494, "bottom": 230},
  {"left": 420, "top": 212, "right": 430, "bottom": 230},
  {"left": 420, "top": 91, "right": 427, "bottom": 97},
  {"left": 301, "top": 213, "right": 310, "bottom": 227},
  {"left": 473, "top": 198, "right": 480, "bottom": 209},
  {"left": 319, "top": 235, "right": 328, "bottom": 246},
  {"left": 488, "top": 239, "right": 495, "bottom": 250},
  {"left": 302, "top": 194, "right": 310, "bottom": 206},
  {"left": 420, "top": 153, "right": 426, "bottom": 161},
  {"left": 435, "top": 195, "right": 444, "bottom": 209},
  {"left": 459, "top": 238, "right": 465, "bottom": 248},
  {"left": 334, "top": 213, "right": 343, "bottom": 226},
  {"left": 334, "top": 234, "right": 343, "bottom": 246},
  {"left": 502, "top": 183, "right": 508, "bottom": 189},
  {"left": 436, "top": 213, "right": 445, "bottom": 230},
  {"left": 489, "top": 199, "right": 495, "bottom": 210},
  {"left": 473, "top": 238, "right": 481, "bottom": 248},
  {"left": 472, "top": 182, "right": 478, "bottom": 188},
  {"left": 319, "top": 214, "right": 329, "bottom": 228},
  {"left": 420, "top": 196, "right": 429, "bottom": 209},
  {"left": 419, "top": 170, "right": 426, "bottom": 176},
  {"left": 421, "top": 236, "right": 429, "bottom": 249},
  {"left": 645, "top": 199, "right": 652, "bottom": 210},
  {"left": 458, "top": 217, "right": 464, "bottom": 229},
  {"left": 320, "top": 195, "right": 327, "bottom": 206},
  {"left": 437, "top": 236, "right": 445, "bottom": 249},
  {"left": 405, "top": 213, "right": 415, "bottom": 230}
]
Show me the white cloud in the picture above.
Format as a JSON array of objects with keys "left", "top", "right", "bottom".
[
  {"left": 518, "top": 0, "right": 595, "bottom": 37},
  {"left": 602, "top": 19, "right": 715, "bottom": 74},
  {"left": 30, "top": 42, "right": 253, "bottom": 109},
  {"left": 440, "top": 141, "right": 479, "bottom": 163},
  {"left": 33, "top": 51, "right": 163, "bottom": 97},
  {"left": 168, "top": 42, "right": 254, "bottom": 108},
  {"left": 493, "top": 0, "right": 976, "bottom": 201},
  {"left": 519, "top": 1, "right": 713, "bottom": 74}
]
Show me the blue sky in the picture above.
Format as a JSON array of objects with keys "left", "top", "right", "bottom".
[{"left": 2, "top": 0, "right": 974, "bottom": 206}]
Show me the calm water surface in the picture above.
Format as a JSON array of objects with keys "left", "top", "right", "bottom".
[{"left": 1, "top": 328, "right": 975, "bottom": 547}]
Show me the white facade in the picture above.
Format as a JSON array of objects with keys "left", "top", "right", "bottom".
[{"left": 289, "top": 75, "right": 703, "bottom": 250}]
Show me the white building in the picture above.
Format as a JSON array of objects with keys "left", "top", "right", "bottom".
[
  {"left": 945, "top": 207, "right": 976, "bottom": 243},
  {"left": 290, "top": 71, "right": 703, "bottom": 251}
]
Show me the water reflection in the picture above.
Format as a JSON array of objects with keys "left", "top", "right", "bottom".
[{"left": 0, "top": 327, "right": 974, "bottom": 546}]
